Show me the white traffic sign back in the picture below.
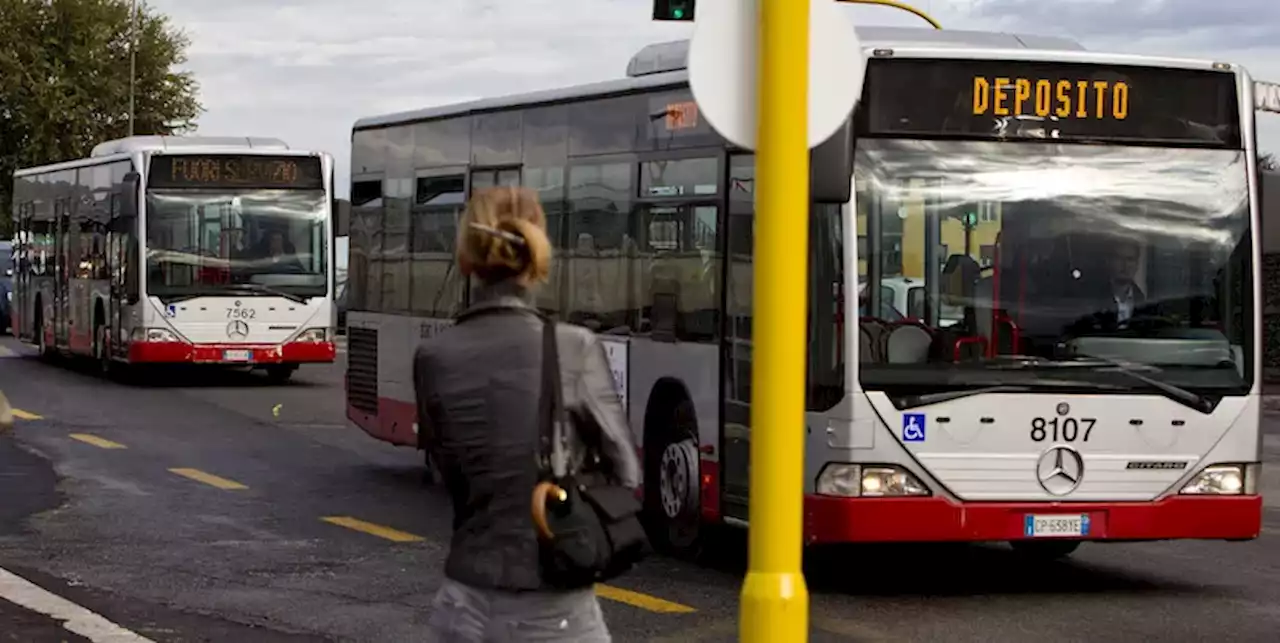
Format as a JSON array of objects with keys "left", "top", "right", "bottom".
[{"left": 688, "top": 0, "right": 864, "bottom": 151}]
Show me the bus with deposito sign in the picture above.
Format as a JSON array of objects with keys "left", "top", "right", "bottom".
[
  {"left": 344, "top": 26, "right": 1263, "bottom": 558},
  {"left": 9, "top": 136, "right": 339, "bottom": 381}
]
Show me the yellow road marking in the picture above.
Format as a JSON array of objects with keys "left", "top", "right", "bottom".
[
  {"left": 315, "top": 517, "right": 694, "bottom": 613},
  {"left": 321, "top": 516, "right": 424, "bottom": 543},
  {"left": 594, "top": 584, "right": 696, "bottom": 614},
  {"left": 169, "top": 468, "right": 248, "bottom": 491},
  {"left": 12, "top": 409, "right": 42, "bottom": 420},
  {"left": 68, "top": 433, "right": 126, "bottom": 449}
]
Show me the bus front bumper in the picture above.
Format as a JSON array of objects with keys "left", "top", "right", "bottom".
[
  {"left": 128, "top": 341, "right": 336, "bottom": 365},
  {"left": 804, "top": 494, "right": 1263, "bottom": 544}
]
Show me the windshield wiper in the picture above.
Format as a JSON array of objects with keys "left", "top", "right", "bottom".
[
  {"left": 893, "top": 380, "right": 1126, "bottom": 410},
  {"left": 1064, "top": 355, "right": 1216, "bottom": 414},
  {"left": 159, "top": 293, "right": 204, "bottom": 304},
  {"left": 221, "top": 283, "right": 309, "bottom": 304}
]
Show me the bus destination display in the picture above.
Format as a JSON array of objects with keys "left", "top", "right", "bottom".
[
  {"left": 149, "top": 154, "right": 324, "bottom": 189},
  {"left": 861, "top": 58, "right": 1241, "bottom": 147}
]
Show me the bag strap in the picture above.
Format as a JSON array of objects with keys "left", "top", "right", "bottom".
[{"left": 538, "top": 316, "right": 571, "bottom": 481}]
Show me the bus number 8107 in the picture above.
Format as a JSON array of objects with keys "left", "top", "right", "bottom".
[{"left": 1031, "top": 417, "right": 1096, "bottom": 443}]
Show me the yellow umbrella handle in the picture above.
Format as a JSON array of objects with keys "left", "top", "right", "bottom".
[{"left": 531, "top": 481, "right": 567, "bottom": 541}]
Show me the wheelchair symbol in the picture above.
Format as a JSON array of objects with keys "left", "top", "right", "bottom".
[
  {"left": 165, "top": 304, "right": 177, "bottom": 318},
  {"left": 902, "top": 414, "right": 926, "bottom": 442}
]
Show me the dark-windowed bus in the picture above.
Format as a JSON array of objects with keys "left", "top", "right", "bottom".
[{"left": 346, "top": 26, "right": 1263, "bottom": 559}]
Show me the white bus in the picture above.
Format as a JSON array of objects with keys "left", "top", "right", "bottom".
[
  {"left": 9, "top": 136, "right": 339, "bottom": 382},
  {"left": 345, "top": 26, "right": 1263, "bottom": 559}
]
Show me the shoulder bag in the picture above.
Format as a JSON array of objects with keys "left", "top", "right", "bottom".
[{"left": 530, "top": 316, "right": 648, "bottom": 589}]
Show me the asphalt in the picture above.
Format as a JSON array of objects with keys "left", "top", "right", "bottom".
[{"left": 1, "top": 334, "right": 1279, "bottom": 642}]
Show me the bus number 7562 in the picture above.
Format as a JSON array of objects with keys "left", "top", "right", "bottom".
[{"left": 1031, "top": 417, "right": 1096, "bottom": 443}]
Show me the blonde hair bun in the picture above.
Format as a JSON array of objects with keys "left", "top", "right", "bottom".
[{"left": 458, "top": 186, "right": 551, "bottom": 285}]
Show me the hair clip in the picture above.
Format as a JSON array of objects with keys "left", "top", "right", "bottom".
[{"left": 468, "top": 222, "right": 526, "bottom": 246}]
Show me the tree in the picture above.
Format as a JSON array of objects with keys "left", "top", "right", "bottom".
[{"left": 0, "top": 0, "right": 202, "bottom": 236}]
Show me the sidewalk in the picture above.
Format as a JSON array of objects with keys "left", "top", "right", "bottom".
[
  {"left": 0, "top": 595, "right": 95, "bottom": 642},
  {"left": 0, "top": 568, "right": 150, "bottom": 643}
]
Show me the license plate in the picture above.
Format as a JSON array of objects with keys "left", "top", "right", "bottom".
[
  {"left": 1024, "top": 514, "right": 1089, "bottom": 538},
  {"left": 223, "top": 349, "right": 252, "bottom": 362}
]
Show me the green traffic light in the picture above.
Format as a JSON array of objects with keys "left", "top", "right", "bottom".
[{"left": 652, "top": 0, "right": 695, "bottom": 21}]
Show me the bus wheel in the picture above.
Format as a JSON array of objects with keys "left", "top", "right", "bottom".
[
  {"left": 263, "top": 364, "right": 296, "bottom": 383},
  {"left": 35, "top": 310, "right": 53, "bottom": 359},
  {"left": 1010, "top": 540, "right": 1082, "bottom": 560},
  {"left": 94, "top": 323, "right": 112, "bottom": 375},
  {"left": 645, "top": 400, "right": 703, "bottom": 558}
]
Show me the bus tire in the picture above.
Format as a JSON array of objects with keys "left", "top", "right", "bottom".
[
  {"left": 94, "top": 308, "right": 111, "bottom": 375},
  {"left": 1010, "top": 540, "right": 1082, "bottom": 560},
  {"left": 643, "top": 397, "right": 703, "bottom": 559},
  {"left": 264, "top": 364, "right": 296, "bottom": 383},
  {"left": 34, "top": 304, "right": 53, "bottom": 360}
]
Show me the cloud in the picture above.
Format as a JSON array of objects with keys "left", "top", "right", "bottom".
[
  {"left": 147, "top": 0, "right": 1280, "bottom": 197},
  {"left": 972, "top": 0, "right": 1280, "bottom": 48}
]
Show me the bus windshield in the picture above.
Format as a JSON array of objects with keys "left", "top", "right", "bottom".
[
  {"left": 145, "top": 188, "right": 328, "bottom": 299},
  {"left": 856, "top": 139, "right": 1252, "bottom": 394}
]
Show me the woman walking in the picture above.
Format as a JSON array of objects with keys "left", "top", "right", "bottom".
[{"left": 414, "top": 186, "right": 641, "bottom": 642}]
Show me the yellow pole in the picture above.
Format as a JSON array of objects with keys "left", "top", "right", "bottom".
[{"left": 740, "top": 0, "right": 810, "bottom": 641}]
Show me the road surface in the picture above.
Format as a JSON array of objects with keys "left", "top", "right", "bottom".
[{"left": 2, "top": 335, "right": 1278, "bottom": 642}]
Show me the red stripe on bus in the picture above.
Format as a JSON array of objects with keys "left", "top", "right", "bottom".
[
  {"left": 804, "top": 494, "right": 1262, "bottom": 544},
  {"left": 128, "top": 341, "right": 336, "bottom": 364}
]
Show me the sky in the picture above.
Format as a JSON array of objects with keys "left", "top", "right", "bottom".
[{"left": 147, "top": 0, "right": 1280, "bottom": 198}]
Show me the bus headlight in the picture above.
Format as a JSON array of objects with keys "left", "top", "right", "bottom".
[
  {"left": 131, "top": 328, "right": 178, "bottom": 343},
  {"left": 1180, "top": 464, "right": 1255, "bottom": 495},
  {"left": 816, "top": 463, "right": 930, "bottom": 498},
  {"left": 295, "top": 328, "right": 328, "bottom": 342}
]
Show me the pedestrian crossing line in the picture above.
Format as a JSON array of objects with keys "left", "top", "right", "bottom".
[
  {"left": 68, "top": 434, "right": 127, "bottom": 449},
  {"left": 168, "top": 468, "right": 248, "bottom": 491},
  {"left": 12, "top": 409, "right": 42, "bottom": 420},
  {"left": 320, "top": 516, "right": 424, "bottom": 543},
  {"left": 594, "top": 583, "right": 696, "bottom": 614}
]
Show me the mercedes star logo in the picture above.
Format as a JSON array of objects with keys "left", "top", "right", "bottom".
[
  {"left": 1036, "top": 445, "right": 1084, "bottom": 496},
  {"left": 226, "top": 320, "right": 249, "bottom": 340}
]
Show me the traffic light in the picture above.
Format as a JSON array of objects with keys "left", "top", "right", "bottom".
[
  {"left": 653, "top": 0, "right": 695, "bottom": 21},
  {"left": 963, "top": 210, "right": 978, "bottom": 227}
]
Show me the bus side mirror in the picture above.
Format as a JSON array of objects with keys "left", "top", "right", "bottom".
[
  {"left": 110, "top": 172, "right": 141, "bottom": 234},
  {"left": 120, "top": 172, "right": 140, "bottom": 218},
  {"left": 811, "top": 117, "right": 855, "bottom": 204},
  {"left": 335, "top": 198, "right": 350, "bottom": 237}
]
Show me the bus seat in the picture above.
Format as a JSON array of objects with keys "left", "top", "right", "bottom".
[{"left": 885, "top": 324, "right": 932, "bottom": 364}]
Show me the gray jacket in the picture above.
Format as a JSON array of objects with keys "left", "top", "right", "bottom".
[{"left": 413, "top": 281, "right": 641, "bottom": 591}]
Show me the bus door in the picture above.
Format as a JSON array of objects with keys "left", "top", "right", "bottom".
[
  {"left": 15, "top": 204, "right": 33, "bottom": 340},
  {"left": 54, "top": 196, "right": 71, "bottom": 348},
  {"left": 108, "top": 191, "right": 129, "bottom": 353}
]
